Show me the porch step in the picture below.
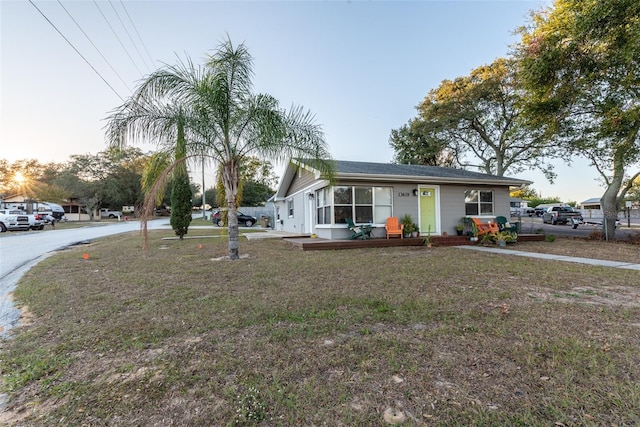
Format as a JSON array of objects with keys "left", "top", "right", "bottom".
[
  {"left": 284, "top": 234, "right": 546, "bottom": 251},
  {"left": 431, "top": 235, "right": 475, "bottom": 246},
  {"left": 432, "top": 234, "right": 546, "bottom": 246}
]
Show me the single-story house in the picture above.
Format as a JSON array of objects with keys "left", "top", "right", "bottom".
[
  {"left": 272, "top": 159, "right": 532, "bottom": 240},
  {"left": 61, "top": 201, "right": 91, "bottom": 221}
]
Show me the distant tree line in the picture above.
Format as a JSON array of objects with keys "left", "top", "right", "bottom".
[{"left": 0, "top": 150, "right": 277, "bottom": 217}]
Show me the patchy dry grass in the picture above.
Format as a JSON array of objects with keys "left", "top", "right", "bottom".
[
  {"left": 1, "top": 233, "right": 639, "bottom": 426},
  {"left": 504, "top": 238, "right": 640, "bottom": 264}
]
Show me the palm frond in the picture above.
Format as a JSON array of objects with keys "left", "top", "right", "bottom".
[{"left": 207, "top": 37, "right": 254, "bottom": 100}]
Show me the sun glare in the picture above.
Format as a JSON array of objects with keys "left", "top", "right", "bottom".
[{"left": 14, "top": 171, "right": 25, "bottom": 184}]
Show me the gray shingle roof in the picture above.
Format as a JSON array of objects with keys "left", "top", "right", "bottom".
[
  {"left": 275, "top": 159, "right": 532, "bottom": 200},
  {"left": 303, "top": 160, "right": 531, "bottom": 185}
]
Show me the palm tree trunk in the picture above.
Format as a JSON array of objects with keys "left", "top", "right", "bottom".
[{"left": 222, "top": 160, "right": 240, "bottom": 259}]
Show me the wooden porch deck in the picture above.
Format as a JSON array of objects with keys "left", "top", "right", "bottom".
[{"left": 284, "top": 234, "right": 545, "bottom": 251}]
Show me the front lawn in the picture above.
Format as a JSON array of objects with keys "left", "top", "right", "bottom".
[{"left": 1, "top": 232, "right": 638, "bottom": 425}]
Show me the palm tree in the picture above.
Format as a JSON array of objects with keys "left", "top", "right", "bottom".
[{"left": 106, "top": 38, "right": 333, "bottom": 259}]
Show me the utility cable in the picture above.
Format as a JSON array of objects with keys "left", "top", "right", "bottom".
[
  {"left": 93, "top": 0, "right": 143, "bottom": 76},
  {"left": 56, "top": 0, "right": 132, "bottom": 93},
  {"left": 119, "top": 0, "right": 156, "bottom": 70},
  {"left": 107, "top": 0, "right": 152, "bottom": 73},
  {"left": 27, "top": 0, "right": 124, "bottom": 102}
]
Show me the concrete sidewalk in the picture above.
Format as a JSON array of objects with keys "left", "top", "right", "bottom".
[{"left": 457, "top": 246, "right": 640, "bottom": 271}]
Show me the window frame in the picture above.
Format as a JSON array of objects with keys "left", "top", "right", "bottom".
[
  {"left": 464, "top": 189, "right": 494, "bottom": 216},
  {"left": 287, "top": 199, "right": 294, "bottom": 217},
  {"left": 315, "top": 187, "right": 331, "bottom": 225}
]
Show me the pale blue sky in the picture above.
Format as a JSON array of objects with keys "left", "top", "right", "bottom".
[{"left": 1, "top": 0, "right": 600, "bottom": 202}]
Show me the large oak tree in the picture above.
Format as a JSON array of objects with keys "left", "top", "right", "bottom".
[
  {"left": 393, "top": 58, "right": 554, "bottom": 178},
  {"left": 389, "top": 118, "right": 457, "bottom": 167},
  {"left": 516, "top": 0, "right": 640, "bottom": 238}
]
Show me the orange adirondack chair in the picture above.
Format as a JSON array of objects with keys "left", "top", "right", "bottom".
[
  {"left": 385, "top": 216, "right": 404, "bottom": 239},
  {"left": 471, "top": 217, "right": 499, "bottom": 236}
]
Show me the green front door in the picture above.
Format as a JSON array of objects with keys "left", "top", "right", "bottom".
[{"left": 418, "top": 187, "right": 437, "bottom": 235}]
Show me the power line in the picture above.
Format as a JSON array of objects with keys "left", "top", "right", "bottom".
[
  {"left": 27, "top": 0, "right": 124, "bottom": 102},
  {"left": 56, "top": 0, "right": 132, "bottom": 93},
  {"left": 119, "top": 0, "right": 156, "bottom": 70},
  {"left": 93, "top": 0, "right": 143, "bottom": 76},
  {"left": 107, "top": 0, "right": 152, "bottom": 73}
]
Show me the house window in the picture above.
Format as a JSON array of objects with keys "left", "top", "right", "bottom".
[
  {"left": 465, "top": 190, "right": 494, "bottom": 216},
  {"left": 317, "top": 185, "right": 392, "bottom": 224},
  {"left": 288, "top": 199, "right": 294, "bottom": 217},
  {"left": 373, "top": 187, "right": 392, "bottom": 223},
  {"left": 333, "top": 186, "right": 354, "bottom": 223},
  {"left": 316, "top": 187, "right": 331, "bottom": 224}
]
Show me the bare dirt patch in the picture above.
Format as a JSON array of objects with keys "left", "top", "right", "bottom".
[{"left": 525, "top": 285, "right": 640, "bottom": 308}]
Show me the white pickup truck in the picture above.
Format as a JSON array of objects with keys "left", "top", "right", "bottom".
[
  {"left": 100, "top": 208, "right": 122, "bottom": 219},
  {"left": 0, "top": 209, "right": 31, "bottom": 232}
]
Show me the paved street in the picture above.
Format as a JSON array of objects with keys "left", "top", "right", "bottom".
[{"left": 514, "top": 215, "right": 639, "bottom": 239}]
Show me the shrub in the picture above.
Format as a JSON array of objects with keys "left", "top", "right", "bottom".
[
  {"left": 400, "top": 214, "right": 414, "bottom": 235},
  {"left": 587, "top": 230, "right": 605, "bottom": 241},
  {"left": 170, "top": 171, "right": 193, "bottom": 239},
  {"left": 625, "top": 230, "right": 640, "bottom": 245}
]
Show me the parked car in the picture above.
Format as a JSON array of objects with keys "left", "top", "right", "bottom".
[
  {"left": 211, "top": 210, "right": 257, "bottom": 227},
  {"left": 153, "top": 207, "right": 171, "bottom": 216}
]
